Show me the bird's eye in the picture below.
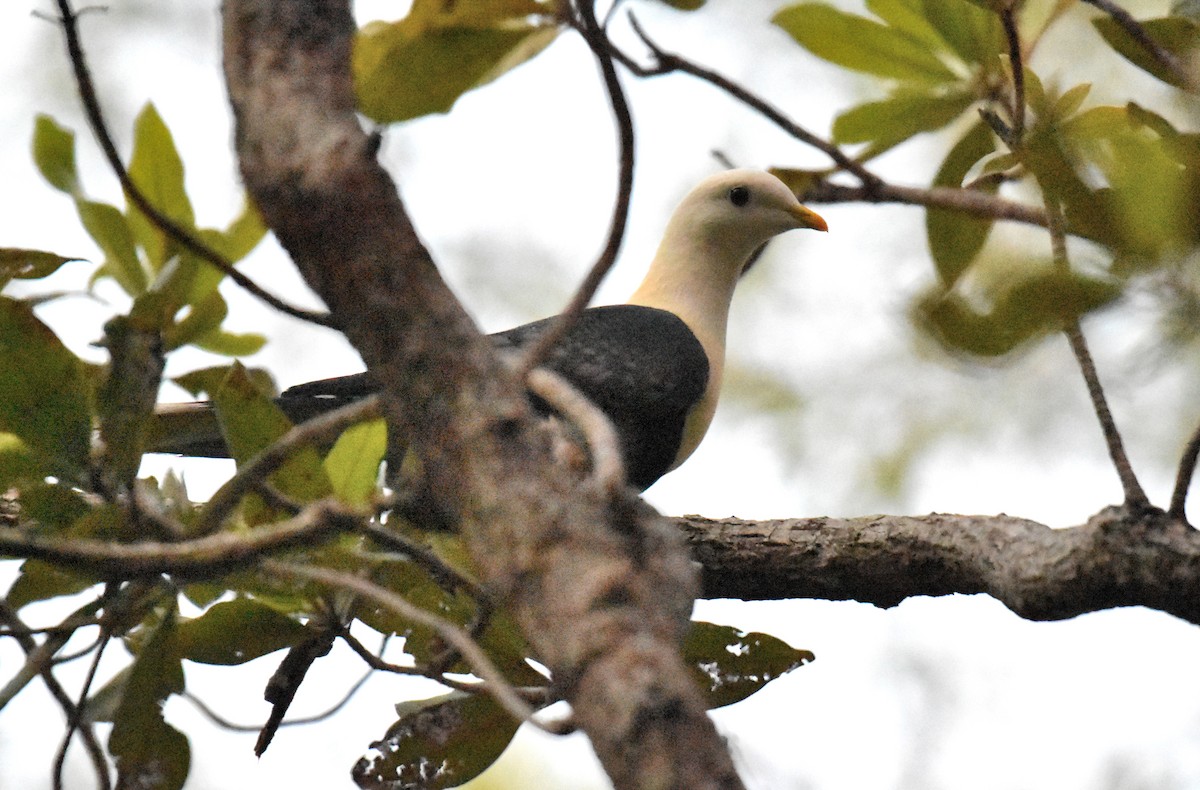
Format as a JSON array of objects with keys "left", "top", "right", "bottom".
[{"left": 728, "top": 185, "right": 750, "bottom": 207}]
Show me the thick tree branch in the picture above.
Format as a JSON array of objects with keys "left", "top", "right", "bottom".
[
  {"left": 677, "top": 508, "right": 1200, "bottom": 624},
  {"left": 220, "top": 3, "right": 742, "bottom": 788}
]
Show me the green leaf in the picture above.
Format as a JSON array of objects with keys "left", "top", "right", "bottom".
[
  {"left": 4, "top": 560, "right": 96, "bottom": 610},
  {"left": 355, "top": 16, "right": 559, "bottom": 123},
  {"left": 683, "top": 621, "right": 814, "bottom": 709},
  {"left": 919, "top": 0, "right": 1004, "bottom": 66},
  {"left": 926, "top": 120, "right": 999, "bottom": 285},
  {"left": 0, "top": 249, "right": 81, "bottom": 289},
  {"left": 0, "top": 298, "right": 91, "bottom": 479},
  {"left": 32, "top": 115, "right": 79, "bottom": 195},
  {"left": 658, "top": 0, "right": 706, "bottom": 8},
  {"left": 207, "top": 364, "right": 332, "bottom": 519},
  {"left": 1053, "top": 82, "right": 1092, "bottom": 120},
  {"left": 127, "top": 103, "right": 195, "bottom": 272},
  {"left": 1093, "top": 16, "right": 1200, "bottom": 89},
  {"left": 192, "top": 327, "right": 267, "bottom": 357},
  {"left": 324, "top": 419, "right": 387, "bottom": 506},
  {"left": 0, "top": 433, "right": 50, "bottom": 488},
  {"left": 352, "top": 692, "right": 522, "bottom": 790},
  {"left": 177, "top": 599, "right": 310, "bottom": 665},
  {"left": 109, "top": 613, "right": 190, "bottom": 790},
  {"left": 773, "top": 3, "right": 958, "bottom": 83},
  {"left": 833, "top": 88, "right": 974, "bottom": 153},
  {"left": 203, "top": 197, "right": 268, "bottom": 264},
  {"left": 77, "top": 199, "right": 148, "bottom": 295},
  {"left": 866, "top": 0, "right": 951, "bottom": 53},
  {"left": 163, "top": 291, "right": 229, "bottom": 352},
  {"left": 19, "top": 481, "right": 92, "bottom": 531},
  {"left": 914, "top": 269, "right": 1122, "bottom": 357}
]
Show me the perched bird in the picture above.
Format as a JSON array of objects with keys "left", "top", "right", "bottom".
[{"left": 151, "top": 170, "right": 826, "bottom": 490}]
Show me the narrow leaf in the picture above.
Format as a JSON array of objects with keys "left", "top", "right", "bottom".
[
  {"left": 832, "top": 88, "right": 974, "bottom": 150},
  {"left": 76, "top": 199, "right": 148, "bottom": 295},
  {"left": 926, "top": 121, "right": 999, "bottom": 285},
  {"left": 32, "top": 114, "right": 79, "bottom": 195},
  {"left": 127, "top": 103, "right": 195, "bottom": 271},
  {"left": 774, "top": 3, "right": 958, "bottom": 83},
  {"left": 0, "top": 249, "right": 81, "bottom": 289},
  {"left": 1093, "top": 16, "right": 1200, "bottom": 88}
]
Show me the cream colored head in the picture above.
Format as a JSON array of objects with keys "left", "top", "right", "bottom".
[
  {"left": 628, "top": 169, "right": 827, "bottom": 471},
  {"left": 629, "top": 169, "right": 827, "bottom": 342}
]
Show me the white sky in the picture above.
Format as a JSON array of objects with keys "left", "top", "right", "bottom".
[{"left": 3, "top": 1, "right": 1200, "bottom": 789}]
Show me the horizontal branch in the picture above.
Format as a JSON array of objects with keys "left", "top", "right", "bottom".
[
  {"left": 677, "top": 508, "right": 1200, "bottom": 624},
  {"left": 0, "top": 502, "right": 357, "bottom": 578},
  {"left": 804, "top": 180, "right": 1050, "bottom": 229}
]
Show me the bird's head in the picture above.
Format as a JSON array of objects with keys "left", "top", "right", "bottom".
[{"left": 663, "top": 169, "right": 828, "bottom": 272}]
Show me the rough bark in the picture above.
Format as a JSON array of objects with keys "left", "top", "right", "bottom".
[
  {"left": 678, "top": 507, "right": 1200, "bottom": 624},
  {"left": 219, "top": 2, "right": 744, "bottom": 788}
]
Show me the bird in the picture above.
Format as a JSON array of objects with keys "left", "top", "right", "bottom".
[{"left": 150, "top": 169, "right": 827, "bottom": 491}]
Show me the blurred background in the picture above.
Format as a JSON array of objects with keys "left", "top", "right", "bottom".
[{"left": 3, "top": 0, "right": 1200, "bottom": 787}]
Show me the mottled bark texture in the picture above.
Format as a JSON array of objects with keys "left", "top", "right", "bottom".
[
  {"left": 220, "top": 2, "right": 744, "bottom": 788},
  {"left": 678, "top": 508, "right": 1200, "bottom": 624}
]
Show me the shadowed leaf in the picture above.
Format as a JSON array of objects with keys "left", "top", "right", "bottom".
[
  {"left": 352, "top": 692, "right": 522, "bottom": 790},
  {"left": 177, "top": 599, "right": 310, "bottom": 665},
  {"left": 927, "top": 121, "right": 999, "bottom": 285},
  {"left": 0, "top": 298, "right": 91, "bottom": 480},
  {"left": 683, "top": 621, "right": 814, "bottom": 709},
  {"left": 1093, "top": 16, "right": 1200, "bottom": 89}
]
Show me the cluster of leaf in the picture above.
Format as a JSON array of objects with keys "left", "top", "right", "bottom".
[
  {"left": 2, "top": 25, "right": 815, "bottom": 782},
  {"left": 775, "top": 0, "right": 1200, "bottom": 357}
]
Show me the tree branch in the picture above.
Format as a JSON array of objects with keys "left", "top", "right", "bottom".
[
  {"left": 220, "top": 3, "right": 742, "bottom": 787},
  {"left": 0, "top": 501, "right": 356, "bottom": 578},
  {"left": 515, "top": 0, "right": 637, "bottom": 378},
  {"left": 677, "top": 509, "right": 1200, "bottom": 623}
]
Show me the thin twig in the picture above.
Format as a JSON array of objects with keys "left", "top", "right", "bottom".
[
  {"left": 196, "top": 396, "right": 381, "bottom": 535},
  {"left": 526, "top": 366, "right": 626, "bottom": 495},
  {"left": 1001, "top": 7, "right": 1025, "bottom": 139},
  {"left": 49, "top": 0, "right": 335, "bottom": 327},
  {"left": 1170, "top": 419, "right": 1200, "bottom": 520},
  {"left": 261, "top": 560, "right": 564, "bottom": 733},
  {"left": 996, "top": 6, "right": 1152, "bottom": 512},
  {"left": 0, "top": 599, "right": 104, "bottom": 711},
  {"left": 53, "top": 629, "right": 111, "bottom": 790},
  {"left": 1081, "top": 0, "right": 1197, "bottom": 92},
  {"left": 340, "top": 629, "right": 554, "bottom": 706},
  {"left": 361, "top": 522, "right": 487, "bottom": 600},
  {"left": 515, "top": 0, "right": 637, "bottom": 378},
  {"left": 181, "top": 668, "right": 375, "bottom": 733},
  {"left": 0, "top": 500, "right": 358, "bottom": 578},
  {"left": 622, "top": 12, "right": 881, "bottom": 187},
  {"left": 1045, "top": 197, "right": 1151, "bottom": 510},
  {"left": 0, "top": 602, "right": 111, "bottom": 790}
]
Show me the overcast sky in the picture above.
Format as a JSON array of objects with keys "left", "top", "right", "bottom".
[{"left": 3, "top": 1, "right": 1200, "bottom": 788}]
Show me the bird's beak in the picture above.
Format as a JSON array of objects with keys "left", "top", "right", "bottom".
[{"left": 790, "top": 204, "right": 828, "bottom": 232}]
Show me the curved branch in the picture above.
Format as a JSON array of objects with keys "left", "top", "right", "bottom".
[
  {"left": 677, "top": 508, "right": 1200, "bottom": 623},
  {"left": 50, "top": 0, "right": 335, "bottom": 328},
  {"left": 515, "top": 0, "right": 637, "bottom": 377}
]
